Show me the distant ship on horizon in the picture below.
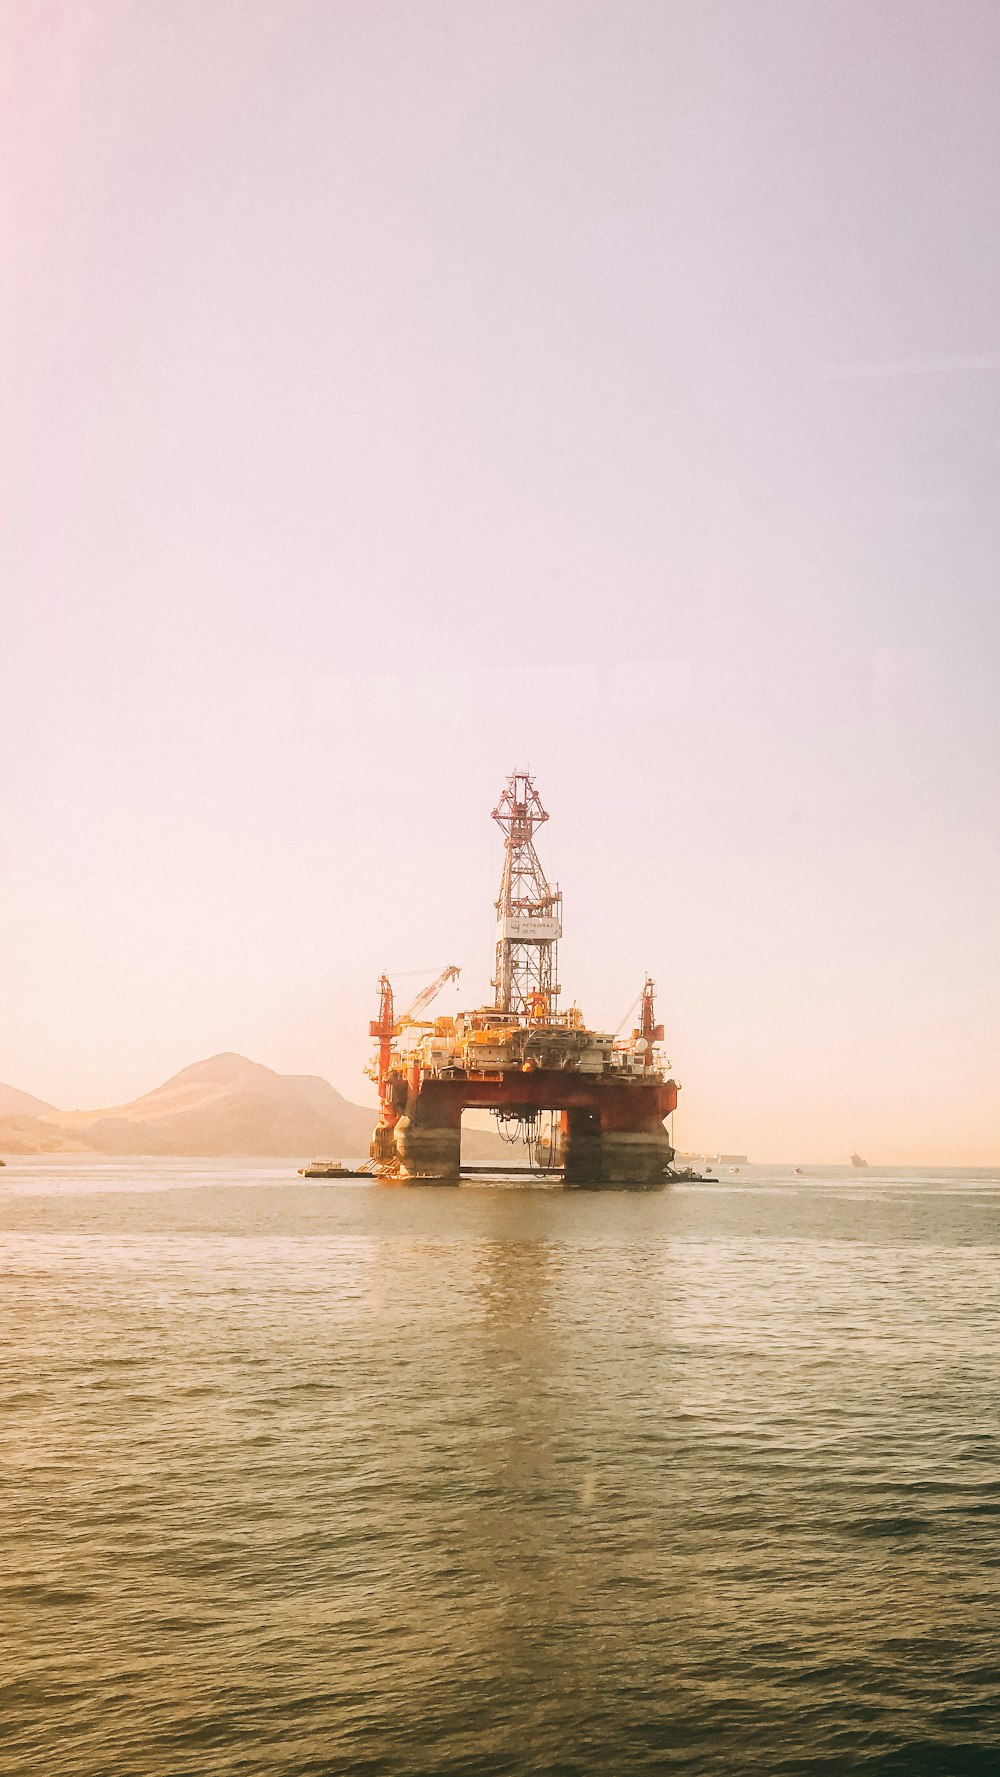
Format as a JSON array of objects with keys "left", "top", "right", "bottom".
[{"left": 850, "top": 1151, "right": 868, "bottom": 1169}]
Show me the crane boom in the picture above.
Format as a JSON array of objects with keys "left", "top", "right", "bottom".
[{"left": 399, "top": 964, "right": 461, "bottom": 1027}]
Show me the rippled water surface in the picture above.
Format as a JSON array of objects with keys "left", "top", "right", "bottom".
[{"left": 3, "top": 1159, "right": 999, "bottom": 1775}]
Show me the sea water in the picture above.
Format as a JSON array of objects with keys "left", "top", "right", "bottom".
[{"left": 2, "top": 1160, "right": 999, "bottom": 1775}]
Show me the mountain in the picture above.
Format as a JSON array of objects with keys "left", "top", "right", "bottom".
[
  {"left": 0, "top": 1054, "right": 510, "bottom": 1162},
  {"left": 52, "top": 1054, "right": 377, "bottom": 1157},
  {"left": 0, "top": 1113, "right": 87, "bottom": 1154},
  {"left": 0, "top": 1082, "right": 56, "bottom": 1116}
]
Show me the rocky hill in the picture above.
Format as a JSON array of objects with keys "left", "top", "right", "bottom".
[
  {"left": 0, "top": 1082, "right": 56, "bottom": 1117},
  {"left": 0, "top": 1053, "right": 508, "bottom": 1162}
]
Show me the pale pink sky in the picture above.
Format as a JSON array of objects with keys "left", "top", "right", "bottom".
[{"left": 2, "top": 1, "right": 998, "bottom": 1161}]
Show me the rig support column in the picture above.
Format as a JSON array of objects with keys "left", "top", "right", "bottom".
[
  {"left": 393, "top": 1094, "right": 462, "bottom": 1183},
  {"left": 562, "top": 1087, "right": 675, "bottom": 1190},
  {"left": 561, "top": 1108, "right": 604, "bottom": 1186}
]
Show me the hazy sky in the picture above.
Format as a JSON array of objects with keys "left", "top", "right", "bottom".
[{"left": 3, "top": 0, "right": 999, "bottom": 1161}]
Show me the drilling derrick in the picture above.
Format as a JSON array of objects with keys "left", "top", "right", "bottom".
[{"left": 491, "top": 772, "right": 562, "bottom": 1019}]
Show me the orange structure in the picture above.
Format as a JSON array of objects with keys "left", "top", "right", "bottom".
[{"left": 367, "top": 773, "right": 679, "bottom": 1188}]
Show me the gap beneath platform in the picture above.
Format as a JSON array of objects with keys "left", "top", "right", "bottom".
[{"left": 460, "top": 1164, "right": 562, "bottom": 1177}]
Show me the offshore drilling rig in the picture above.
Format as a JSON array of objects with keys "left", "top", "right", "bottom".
[{"left": 367, "top": 771, "right": 679, "bottom": 1188}]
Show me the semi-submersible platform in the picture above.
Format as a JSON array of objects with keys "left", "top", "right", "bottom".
[{"left": 366, "top": 772, "right": 679, "bottom": 1188}]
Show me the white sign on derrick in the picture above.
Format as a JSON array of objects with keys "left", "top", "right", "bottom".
[{"left": 497, "top": 915, "right": 562, "bottom": 942}]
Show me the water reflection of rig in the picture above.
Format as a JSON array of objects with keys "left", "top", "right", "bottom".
[{"left": 367, "top": 771, "right": 679, "bottom": 1188}]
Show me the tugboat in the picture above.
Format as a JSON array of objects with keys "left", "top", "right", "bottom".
[{"left": 297, "top": 1160, "right": 370, "bottom": 1179}]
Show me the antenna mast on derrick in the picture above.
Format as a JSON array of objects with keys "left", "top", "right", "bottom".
[{"left": 491, "top": 771, "right": 562, "bottom": 1018}]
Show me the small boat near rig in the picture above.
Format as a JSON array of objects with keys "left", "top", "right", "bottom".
[{"left": 366, "top": 771, "right": 681, "bottom": 1189}]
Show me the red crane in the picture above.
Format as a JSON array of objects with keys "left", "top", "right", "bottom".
[
  {"left": 639, "top": 976, "right": 664, "bottom": 1045},
  {"left": 369, "top": 974, "right": 396, "bottom": 1124},
  {"left": 638, "top": 976, "right": 665, "bottom": 1069},
  {"left": 368, "top": 966, "right": 461, "bottom": 1164}
]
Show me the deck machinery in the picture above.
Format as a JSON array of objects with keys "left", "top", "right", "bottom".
[{"left": 367, "top": 772, "right": 679, "bottom": 1187}]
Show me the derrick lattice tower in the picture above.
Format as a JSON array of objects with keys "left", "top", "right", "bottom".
[{"left": 491, "top": 770, "right": 562, "bottom": 1018}]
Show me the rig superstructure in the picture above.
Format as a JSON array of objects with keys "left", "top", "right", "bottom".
[{"left": 367, "top": 771, "right": 679, "bottom": 1187}]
